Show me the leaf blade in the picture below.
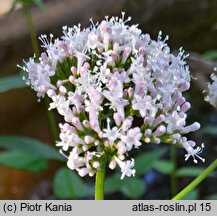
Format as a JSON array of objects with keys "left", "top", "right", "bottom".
[
  {"left": 135, "top": 148, "right": 167, "bottom": 175},
  {"left": 176, "top": 167, "right": 216, "bottom": 178},
  {"left": 120, "top": 177, "right": 145, "bottom": 199},
  {"left": 152, "top": 160, "right": 174, "bottom": 174},
  {"left": 0, "top": 75, "right": 26, "bottom": 93},
  {"left": 0, "top": 136, "right": 63, "bottom": 161},
  {"left": 0, "top": 151, "right": 48, "bottom": 172},
  {"left": 53, "top": 167, "right": 91, "bottom": 199}
]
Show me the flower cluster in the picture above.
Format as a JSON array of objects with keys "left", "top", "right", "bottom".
[
  {"left": 205, "top": 70, "right": 217, "bottom": 108},
  {"left": 21, "top": 13, "right": 204, "bottom": 179}
]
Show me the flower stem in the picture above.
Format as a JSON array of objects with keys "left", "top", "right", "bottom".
[
  {"left": 44, "top": 97, "right": 59, "bottom": 141},
  {"left": 22, "top": 4, "right": 59, "bottom": 141},
  {"left": 95, "top": 159, "right": 106, "bottom": 200},
  {"left": 22, "top": 4, "right": 40, "bottom": 58},
  {"left": 170, "top": 145, "right": 177, "bottom": 197},
  {"left": 172, "top": 158, "right": 217, "bottom": 200}
]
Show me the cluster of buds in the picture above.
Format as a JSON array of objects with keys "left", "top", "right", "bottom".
[{"left": 21, "top": 13, "right": 204, "bottom": 179}]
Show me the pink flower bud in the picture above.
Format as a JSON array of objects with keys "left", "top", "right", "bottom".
[
  {"left": 113, "top": 112, "right": 122, "bottom": 126},
  {"left": 47, "top": 89, "right": 56, "bottom": 97},
  {"left": 93, "top": 161, "right": 100, "bottom": 169},
  {"left": 78, "top": 168, "right": 89, "bottom": 177},
  {"left": 144, "top": 129, "right": 152, "bottom": 137},
  {"left": 83, "top": 62, "right": 90, "bottom": 69},
  {"left": 182, "top": 122, "right": 200, "bottom": 134},
  {"left": 118, "top": 144, "right": 127, "bottom": 155},
  {"left": 69, "top": 75, "right": 76, "bottom": 84},
  {"left": 153, "top": 137, "right": 161, "bottom": 144},
  {"left": 128, "top": 87, "right": 134, "bottom": 98},
  {"left": 177, "top": 96, "right": 186, "bottom": 106},
  {"left": 57, "top": 80, "right": 63, "bottom": 87},
  {"left": 180, "top": 102, "right": 191, "bottom": 113},
  {"left": 94, "top": 140, "right": 99, "bottom": 146},
  {"left": 70, "top": 66, "right": 77, "bottom": 75},
  {"left": 82, "top": 120, "right": 90, "bottom": 128},
  {"left": 71, "top": 117, "right": 83, "bottom": 131},
  {"left": 121, "top": 47, "right": 131, "bottom": 63},
  {"left": 122, "top": 116, "right": 133, "bottom": 131},
  {"left": 154, "top": 125, "right": 166, "bottom": 136},
  {"left": 144, "top": 117, "right": 154, "bottom": 125},
  {"left": 82, "top": 145, "right": 88, "bottom": 151},
  {"left": 88, "top": 170, "right": 95, "bottom": 177},
  {"left": 59, "top": 85, "right": 67, "bottom": 95},
  {"left": 153, "top": 114, "right": 165, "bottom": 127},
  {"left": 80, "top": 66, "right": 87, "bottom": 77},
  {"left": 109, "top": 160, "right": 116, "bottom": 170},
  {"left": 38, "top": 85, "right": 47, "bottom": 92},
  {"left": 187, "top": 140, "right": 196, "bottom": 147},
  {"left": 104, "top": 140, "right": 110, "bottom": 147},
  {"left": 84, "top": 135, "right": 95, "bottom": 144},
  {"left": 113, "top": 43, "right": 119, "bottom": 52}
]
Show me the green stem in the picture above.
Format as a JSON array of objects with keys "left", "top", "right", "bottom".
[
  {"left": 22, "top": 4, "right": 59, "bottom": 141},
  {"left": 170, "top": 145, "right": 177, "bottom": 197},
  {"left": 22, "top": 4, "right": 40, "bottom": 58},
  {"left": 172, "top": 159, "right": 217, "bottom": 200},
  {"left": 95, "top": 159, "right": 106, "bottom": 200},
  {"left": 44, "top": 97, "right": 59, "bottom": 141}
]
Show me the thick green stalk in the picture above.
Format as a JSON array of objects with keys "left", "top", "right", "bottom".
[
  {"left": 22, "top": 4, "right": 59, "bottom": 141},
  {"left": 95, "top": 159, "right": 106, "bottom": 200},
  {"left": 172, "top": 159, "right": 217, "bottom": 200},
  {"left": 170, "top": 145, "right": 177, "bottom": 197}
]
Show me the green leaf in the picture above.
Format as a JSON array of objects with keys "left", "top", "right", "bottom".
[
  {"left": 202, "top": 50, "right": 217, "bottom": 60},
  {"left": 0, "top": 75, "right": 26, "bottom": 93},
  {"left": 135, "top": 148, "right": 167, "bottom": 175},
  {"left": 152, "top": 160, "right": 174, "bottom": 174},
  {"left": 120, "top": 177, "right": 145, "bottom": 199},
  {"left": 0, "top": 151, "right": 48, "bottom": 172},
  {"left": 180, "top": 189, "right": 199, "bottom": 200},
  {"left": 176, "top": 167, "right": 216, "bottom": 178},
  {"left": 0, "top": 136, "right": 63, "bottom": 161},
  {"left": 16, "top": 0, "right": 44, "bottom": 7},
  {"left": 202, "top": 126, "right": 217, "bottom": 136},
  {"left": 32, "top": 0, "right": 45, "bottom": 9},
  {"left": 205, "top": 193, "right": 217, "bottom": 200},
  {"left": 53, "top": 167, "right": 91, "bottom": 199},
  {"left": 104, "top": 174, "right": 121, "bottom": 194}
]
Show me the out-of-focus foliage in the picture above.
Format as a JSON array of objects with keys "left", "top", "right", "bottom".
[
  {"left": 176, "top": 167, "right": 216, "bottom": 178},
  {"left": 135, "top": 148, "right": 167, "bottom": 175},
  {"left": 203, "top": 126, "right": 217, "bottom": 136},
  {"left": 202, "top": 50, "right": 217, "bottom": 61},
  {"left": 205, "top": 193, "right": 217, "bottom": 200},
  {"left": 152, "top": 160, "right": 174, "bottom": 174},
  {"left": 104, "top": 173, "right": 145, "bottom": 199},
  {"left": 180, "top": 189, "right": 199, "bottom": 200},
  {"left": 53, "top": 167, "right": 93, "bottom": 199},
  {"left": 13, "top": 0, "right": 44, "bottom": 8},
  {"left": 0, "top": 136, "right": 63, "bottom": 160},
  {"left": 0, "top": 151, "right": 48, "bottom": 172},
  {"left": 0, "top": 74, "right": 26, "bottom": 93},
  {"left": 103, "top": 148, "right": 166, "bottom": 199}
]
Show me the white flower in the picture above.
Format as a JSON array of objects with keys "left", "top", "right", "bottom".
[
  {"left": 205, "top": 72, "right": 217, "bottom": 108},
  {"left": 132, "top": 94, "right": 153, "bottom": 117},
  {"left": 115, "top": 157, "right": 136, "bottom": 180},
  {"left": 22, "top": 13, "right": 204, "bottom": 179},
  {"left": 103, "top": 119, "right": 122, "bottom": 145},
  {"left": 121, "top": 127, "right": 142, "bottom": 150}
]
